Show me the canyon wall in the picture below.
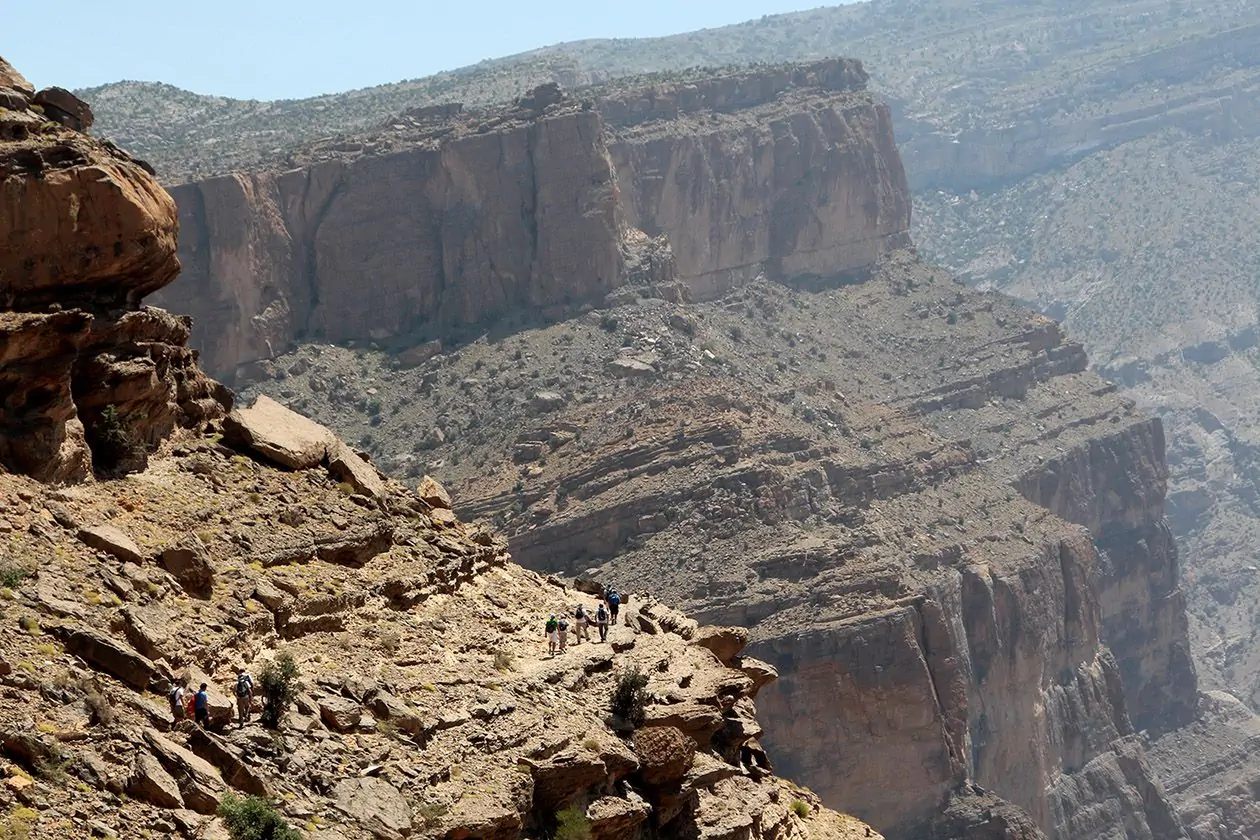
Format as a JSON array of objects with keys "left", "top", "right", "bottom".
[{"left": 153, "top": 60, "right": 911, "bottom": 382}]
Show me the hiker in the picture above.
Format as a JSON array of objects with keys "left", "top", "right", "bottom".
[
  {"left": 545, "top": 614, "right": 560, "bottom": 656},
  {"left": 596, "top": 603, "right": 609, "bottom": 643},
  {"left": 168, "top": 682, "right": 187, "bottom": 724},
  {"left": 573, "top": 604, "right": 590, "bottom": 645},
  {"left": 607, "top": 588, "right": 621, "bottom": 625},
  {"left": 235, "top": 668, "right": 254, "bottom": 727},
  {"left": 557, "top": 614, "right": 569, "bottom": 653},
  {"left": 193, "top": 683, "right": 210, "bottom": 728}
]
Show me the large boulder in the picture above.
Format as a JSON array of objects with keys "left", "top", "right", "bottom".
[
  {"left": 160, "top": 534, "right": 215, "bottom": 595},
  {"left": 417, "top": 475, "right": 452, "bottom": 509},
  {"left": 33, "top": 87, "right": 93, "bottom": 132},
  {"left": 143, "top": 729, "right": 226, "bottom": 815},
  {"left": 328, "top": 440, "right": 387, "bottom": 499},
  {"left": 318, "top": 694, "right": 363, "bottom": 732},
  {"left": 56, "top": 625, "right": 161, "bottom": 690},
  {"left": 692, "top": 626, "right": 749, "bottom": 664},
  {"left": 632, "top": 725, "right": 696, "bottom": 786},
  {"left": 333, "top": 776, "right": 413, "bottom": 839},
  {"left": 78, "top": 524, "right": 145, "bottom": 563},
  {"left": 129, "top": 752, "right": 184, "bottom": 809},
  {"left": 223, "top": 395, "right": 334, "bottom": 469}
]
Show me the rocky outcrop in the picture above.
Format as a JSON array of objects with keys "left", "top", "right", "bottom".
[
  {"left": 152, "top": 60, "right": 910, "bottom": 382},
  {"left": 0, "top": 60, "right": 228, "bottom": 481}
]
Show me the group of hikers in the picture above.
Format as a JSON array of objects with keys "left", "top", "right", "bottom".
[
  {"left": 167, "top": 668, "right": 255, "bottom": 728},
  {"left": 545, "top": 586, "right": 622, "bottom": 656}
]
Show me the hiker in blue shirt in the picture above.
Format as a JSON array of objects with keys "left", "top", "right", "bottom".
[{"left": 194, "top": 683, "right": 210, "bottom": 728}]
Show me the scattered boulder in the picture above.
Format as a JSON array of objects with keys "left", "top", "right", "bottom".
[
  {"left": 143, "top": 729, "right": 226, "bottom": 814},
  {"left": 160, "top": 534, "right": 215, "bottom": 595},
  {"left": 33, "top": 87, "right": 93, "bottom": 132},
  {"left": 693, "top": 626, "right": 749, "bottom": 663},
  {"left": 185, "top": 728, "right": 268, "bottom": 796},
  {"left": 398, "top": 340, "right": 443, "bottom": 368},
  {"left": 129, "top": 752, "right": 184, "bottom": 809},
  {"left": 587, "top": 792, "right": 652, "bottom": 840},
  {"left": 632, "top": 726, "right": 696, "bottom": 785},
  {"left": 513, "top": 442, "right": 545, "bottom": 463},
  {"left": 78, "top": 524, "right": 145, "bottom": 563},
  {"left": 328, "top": 440, "right": 388, "bottom": 499},
  {"left": 333, "top": 776, "right": 413, "bottom": 839},
  {"left": 609, "top": 357, "right": 657, "bottom": 378},
  {"left": 530, "top": 391, "right": 566, "bottom": 413},
  {"left": 56, "top": 625, "right": 161, "bottom": 690},
  {"left": 318, "top": 694, "right": 363, "bottom": 732},
  {"left": 417, "top": 475, "right": 452, "bottom": 509},
  {"left": 223, "top": 395, "right": 334, "bottom": 469}
]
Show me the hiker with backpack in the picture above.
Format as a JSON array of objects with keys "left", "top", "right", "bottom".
[
  {"left": 595, "top": 603, "right": 609, "bottom": 643},
  {"left": 606, "top": 588, "right": 621, "bottom": 625},
  {"left": 545, "top": 614, "right": 560, "bottom": 657},
  {"left": 235, "top": 668, "right": 254, "bottom": 727},
  {"left": 573, "top": 604, "right": 590, "bottom": 645},
  {"left": 557, "top": 614, "right": 570, "bottom": 653},
  {"left": 168, "top": 682, "right": 187, "bottom": 724},
  {"left": 193, "top": 683, "right": 211, "bottom": 728}
]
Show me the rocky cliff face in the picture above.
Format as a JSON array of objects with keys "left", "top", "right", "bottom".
[
  {"left": 0, "top": 66, "right": 228, "bottom": 482},
  {"left": 152, "top": 61, "right": 910, "bottom": 383},
  {"left": 241, "top": 253, "right": 1198, "bottom": 839},
  {"left": 0, "top": 55, "right": 875, "bottom": 840}
]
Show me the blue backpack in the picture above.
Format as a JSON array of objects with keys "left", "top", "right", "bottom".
[{"left": 608, "top": 592, "right": 620, "bottom": 608}]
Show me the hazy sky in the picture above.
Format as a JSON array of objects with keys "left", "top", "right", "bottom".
[{"left": 5, "top": 1, "right": 843, "bottom": 100}]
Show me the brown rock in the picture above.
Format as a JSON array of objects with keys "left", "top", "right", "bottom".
[
  {"left": 143, "top": 729, "right": 225, "bottom": 815},
  {"left": 333, "top": 776, "right": 413, "bottom": 839},
  {"left": 586, "top": 793, "right": 652, "bottom": 840},
  {"left": 33, "top": 87, "right": 93, "bottom": 132},
  {"left": 129, "top": 752, "right": 184, "bottom": 809},
  {"left": 417, "top": 475, "right": 453, "bottom": 509},
  {"left": 160, "top": 534, "right": 215, "bottom": 595},
  {"left": 78, "top": 524, "right": 145, "bottom": 564},
  {"left": 643, "top": 703, "right": 724, "bottom": 746},
  {"left": 223, "top": 395, "right": 334, "bottom": 469},
  {"left": 55, "top": 625, "right": 161, "bottom": 690},
  {"left": 185, "top": 728, "right": 269, "bottom": 796},
  {"left": 734, "top": 657, "right": 779, "bottom": 696},
  {"left": 0, "top": 56, "right": 34, "bottom": 95},
  {"left": 398, "top": 339, "right": 443, "bottom": 367},
  {"left": 693, "top": 626, "right": 749, "bottom": 664},
  {"left": 318, "top": 694, "right": 363, "bottom": 732},
  {"left": 328, "top": 439, "right": 387, "bottom": 499},
  {"left": 632, "top": 725, "right": 696, "bottom": 786}
]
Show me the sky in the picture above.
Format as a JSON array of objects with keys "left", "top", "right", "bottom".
[{"left": 5, "top": 1, "right": 844, "bottom": 101}]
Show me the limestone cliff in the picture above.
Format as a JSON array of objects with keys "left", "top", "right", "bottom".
[{"left": 151, "top": 61, "right": 910, "bottom": 382}]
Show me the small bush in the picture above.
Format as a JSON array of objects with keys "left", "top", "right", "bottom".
[
  {"left": 218, "top": 794, "right": 302, "bottom": 840},
  {"left": 92, "top": 405, "right": 143, "bottom": 475},
  {"left": 0, "top": 567, "right": 29, "bottom": 589},
  {"left": 0, "top": 806, "right": 37, "bottom": 839},
  {"left": 791, "top": 799, "right": 811, "bottom": 819},
  {"left": 417, "top": 802, "right": 449, "bottom": 829},
  {"left": 611, "top": 666, "right": 650, "bottom": 729},
  {"left": 493, "top": 650, "right": 515, "bottom": 672},
  {"left": 18, "top": 616, "right": 40, "bottom": 636},
  {"left": 83, "top": 686, "right": 115, "bottom": 727},
  {"left": 555, "top": 806, "right": 591, "bottom": 840},
  {"left": 259, "top": 653, "right": 300, "bottom": 730}
]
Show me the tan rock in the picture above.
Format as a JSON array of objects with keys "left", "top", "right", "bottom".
[
  {"left": 734, "top": 657, "right": 779, "bottom": 695},
  {"left": 587, "top": 792, "right": 652, "bottom": 840},
  {"left": 223, "top": 395, "right": 334, "bottom": 469},
  {"left": 632, "top": 725, "right": 696, "bottom": 786},
  {"left": 318, "top": 694, "right": 363, "bottom": 732},
  {"left": 160, "top": 534, "right": 215, "bottom": 595},
  {"left": 417, "top": 475, "right": 453, "bottom": 509},
  {"left": 328, "top": 440, "right": 387, "bottom": 499},
  {"left": 56, "top": 624, "right": 160, "bottom": 690},
  {"left": 333, "top": 776, "right": 413, "bottom": 838},
  {"left": 129, "top": 752, "right": 184, "bottom": 809},
  {"left": 78, "top": 524, "right": 145, "bottom": 564},
  {"left": 0, "top": 55, "right": 33, "bottom": 94},
  {"left": 693, "top": 626, "right": 749, "bottom": 664}
]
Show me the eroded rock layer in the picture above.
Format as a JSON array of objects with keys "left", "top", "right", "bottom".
[
  {"left": 152, "top": 60, "right": 911, "bottom": 382},
  {"left": 0, "top": 72, "right": 228, "bottom": 482}
]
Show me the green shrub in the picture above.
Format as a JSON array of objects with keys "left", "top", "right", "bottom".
[
  {"left": 92, "top": 405, "right": 143, "bottom": 475},
  {"left": 218, "top": 794, "right": 301, "bottom": 840},
  {"left": 791, "top": 799, "right": 811, "bottom": 819},
  {"left": 555, "top": 806, "right": 590, "bottom": 840},
  {"left": 259, "top": 653, "right": 300, "bottom": 729},
  {"left": 0, "top": 567, "right": 29, "bottom": 589},
  {"left": 610, "top": 666, "right": 649, "bottom": 729}
]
